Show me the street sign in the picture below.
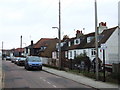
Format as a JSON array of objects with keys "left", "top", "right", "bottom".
[{"left": 101, "top": 44, "right": 107, "bottom": 50}]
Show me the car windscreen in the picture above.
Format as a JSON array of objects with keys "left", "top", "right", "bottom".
[
  {"left": 28, "top": 57, "right": 41, "bottom": 62},
  {"left": 16, "top": 57, "right": 20, "bottom": 60},
  {"left": 20, "top": 58, "right": 26, "bottom": 61}
]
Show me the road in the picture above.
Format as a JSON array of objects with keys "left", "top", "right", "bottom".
[{"left": 2, "top": 59, "right": 95, "bottom": 89}]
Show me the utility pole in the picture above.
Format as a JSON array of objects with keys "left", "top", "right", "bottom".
[
  {"left": 20, "top": 35, "right": 22, "bottom": 56},
  {"left": 52, "top": 0, "right": 62, "bottom": 70},
  {"left": 20, "top": 35, "right": 22, "bottom": 49},
  {"left": 58, "top": 0, "right": 62, "bottom": 70},
  {"left": 103, "top": 49, "right": 105, "bottom": 82},
  {"left": 2, "top": 41, "right": 3, "bottom": 60},
  {"left": 95, "top": 0, "right": 99, "bottom": 81}
]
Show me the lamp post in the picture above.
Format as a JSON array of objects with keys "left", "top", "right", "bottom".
[
  {"left": 52, "top": 0, "right": 62, "bottom": 70},
  {"left": 52, "top": 27, "right": 61, "bottom": 70}
]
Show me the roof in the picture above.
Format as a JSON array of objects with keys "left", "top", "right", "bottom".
[
  {"left": 37, "top": 38, "right": 59, "bottom": 58},
  {"left": 61, "top": 26, "right": 117, "bottom": 51},
  {"left": 14, "top": 48, "right": 24, "bottom": 52},
  {"left": 34, "top": 38, "right": 58, "bottom": 49},
  {"left": 84, "top": 26, "right": 117, "bottom": 48}
]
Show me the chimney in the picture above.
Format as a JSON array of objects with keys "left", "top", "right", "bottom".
[
  {"left": 76, "top": 30, "right": 83, "bottom": 38},
  {"left": 31, "top": 40, "right": 33, "bottom": 46},
  {"left": 98, "top": 22, "right": 108, "bottom": 34}
]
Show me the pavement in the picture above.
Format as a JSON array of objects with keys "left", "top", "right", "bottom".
[{"left": 43, "top": 66, "right": 120, "bottom": 90}]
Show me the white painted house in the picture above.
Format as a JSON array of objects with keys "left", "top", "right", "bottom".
[
  {"left": 52, "top": 22, "right": 120, "bottom": 67},
  {"left": 67, "top": 24, "right": 119, "bottom": 65}
]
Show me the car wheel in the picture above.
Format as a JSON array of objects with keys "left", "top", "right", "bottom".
[
  {"left": 17, "top": 62, "right": 20, "bottom": 66},
  {"left": 26, "top": 66, "right": 30, "bottom": 70},
  {"left": 39, "top": 67, "right": 42, "bottom": 70}
]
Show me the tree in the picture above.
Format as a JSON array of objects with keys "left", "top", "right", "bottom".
[{"left": 74, "top": 53, "right": 91, "bottom": 72}]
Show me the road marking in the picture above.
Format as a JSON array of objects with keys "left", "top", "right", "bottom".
[
  {"left": 43, "top": 79, "right": 46, "bottom": 82},
  {"left": 47, "top": 82, "right": 51, "bottom": 84},
  {"left": 53, "top": 85, "right": 57, "bottom": 88}
]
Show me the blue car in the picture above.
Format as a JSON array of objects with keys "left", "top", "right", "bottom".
[{"left": 24, "top": 56, "right": 42, "bottom": 70}]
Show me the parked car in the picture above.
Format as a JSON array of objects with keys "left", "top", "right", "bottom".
[
  {"left": 17, "top": 57, "right": 26, "bottom": 66},
  {"left": 14, "top": 57, "right": 21, "bottom": 64},
  {"left": 6, "top": 56, "right": 11, "bottom": 61},
  {"left": 24, "top": 56, "right": 42, "bottom": 70},
  {"left": 11, "top": 57, "right": 16, "bottom": 63}
]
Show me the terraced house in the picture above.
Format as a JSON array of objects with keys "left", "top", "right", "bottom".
[{"left": 52, "top": 22, "right": 120, "bottom": 69}]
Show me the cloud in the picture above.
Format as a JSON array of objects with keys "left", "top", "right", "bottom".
[
  {"left": 0, "top": 0, "right": 119, "bottom": 49},
  {"left": 6, "top": 11, "right": 24, "bottom": 20}
]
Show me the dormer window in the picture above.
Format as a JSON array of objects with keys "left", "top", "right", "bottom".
[
  {"left": 74, "top": 39, "right": 80, "bottom": 45},
  {"left": 68, "top": 41, "right": 71, "bottom": 47},
  {"left": 40, "top": 46, "right": 46, "bottom": 50},
  {"left": 87, "top": 37, "right": 94, "bottom": 43},
  {"left": 61, "top": 42, "right": 66, "bottom": 47}
]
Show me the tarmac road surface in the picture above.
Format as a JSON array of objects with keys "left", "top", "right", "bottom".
[{"left": 2, "top": 60, "right": 95, "bottom": 89}]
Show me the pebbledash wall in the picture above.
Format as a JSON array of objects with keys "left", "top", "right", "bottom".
[
  {"left": 105, "top": 27, "right": 119, "bottom": 64},
  {"left": 118, "top": 1, "right": 120, "bottom": 64},
  {"left": 68, "top": 48, "right": 103, "bottom": 61}
]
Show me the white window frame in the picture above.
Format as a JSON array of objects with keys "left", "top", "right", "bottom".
[
  {"left": 70, "top": 51, "right": 72, "bottom": 57},
  {"left": 74, "top": 39, "right": 80, "bottom": 45},
  {"left": 74, "top": 51, "right": 77, "bottom": 58},
  {"left": 68, "top": 41, "right": 71, "bottom": 47},
  {"left": 91, "top": 49, "right": 96, "bottom": 56},
  {"left": 65, "top": 51, "right": 68, "bottom": 58}
]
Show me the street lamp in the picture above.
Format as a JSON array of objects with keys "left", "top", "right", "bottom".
[
  {"left": 52, "top": 27, "right": 61, "bottom": 70},
  {"left": 52, "top": 27, "right": 59, "bottom": 29},
  {"left": 52, "top": 0, "right": 62, "bottom": 70}
]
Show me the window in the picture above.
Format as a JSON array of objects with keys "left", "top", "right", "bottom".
[
  {"left": 87, "top": 37, "right": 94, "bottom": 43},
  {"left": 61, "top": 42, "right": 64, "bottom": 47},
  {"left": 74, "top": 51, "right": 77, "bottom": 58},
  {"left": 91, "top": 49, "right": 96, "bottom": 56},
  {"left": 87, "top": 37, "right": 91, "bottom": 43},
  {"left": 70, "top": 51, "right": 72, "bottom": 57},
  {"left": 76, "top": 40, "right": 78, "bottom": 44},
  {"left": 74, "top": 39, "right": 80, "bottom": 45},
  {"left": 83, "top": 50, "right": 86, "bottom": 55},
  {"left": 57, "top": 52, "right": 59, "bottom": 58},
  {"left": 68, "top": 41, "right": 71, "bottom": 47},
  {"left": 65, "top": 51, "right": 68, "bottom": 58}
]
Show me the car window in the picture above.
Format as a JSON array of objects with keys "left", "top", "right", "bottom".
[{"left": 20, "top": 58, "right": 26, "bottom": 61}]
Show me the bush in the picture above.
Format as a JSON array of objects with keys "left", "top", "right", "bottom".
[{"left": 74, "top": 53, "right": 91, "bottom": 72}]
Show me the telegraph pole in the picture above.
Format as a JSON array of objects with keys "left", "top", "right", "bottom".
[
  {"left": 59, "top": 0, "right": 62, "bottom": 70},
  {"left": 2, "top": 41, "right": 3, "bottom": 60},
  {"left": 95, "top": 0, "right": 99, "bottom": 80},
  {"left": 20, "top": 35, "right": 22, "bottom": 56},
  {"left": 103, "top": 49, "right": 105, "bottom": 82},
  {"left": 20, "top": 35, "right": 22, "bottom": 49}
]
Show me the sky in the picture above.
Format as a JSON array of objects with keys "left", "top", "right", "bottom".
[{"left": 0, "top": 0, "right": 119, "bottom": 49}]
